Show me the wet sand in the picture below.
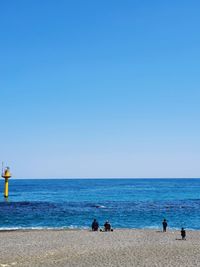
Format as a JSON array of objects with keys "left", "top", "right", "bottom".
[{"left": 0, "top": 229, "right": 200, "bottom": 267}]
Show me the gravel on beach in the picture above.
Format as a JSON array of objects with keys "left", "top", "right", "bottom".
[{"left": 0, "top": 229, "right": 199, "bottom": 267}]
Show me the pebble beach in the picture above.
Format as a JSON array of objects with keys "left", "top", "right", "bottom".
[{"left": 0, "top": 229, "right": 200, "bottom": 267}]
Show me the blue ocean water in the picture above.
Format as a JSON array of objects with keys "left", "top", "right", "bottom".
[{"left": 0, "top": 179, "right": 200, "bottom": 230}]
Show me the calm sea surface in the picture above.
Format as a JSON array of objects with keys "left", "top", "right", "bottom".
[{"left": 0, "top": 179, "right": 200, "bottom": 230}]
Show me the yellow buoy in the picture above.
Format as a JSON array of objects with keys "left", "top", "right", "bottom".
[{"left": 1, "top": 166, "right": 11, "bottom": 198}]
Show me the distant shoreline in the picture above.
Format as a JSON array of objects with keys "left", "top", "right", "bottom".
[{"left": 0, "top": 228, "right": 199, "bottom": 232}]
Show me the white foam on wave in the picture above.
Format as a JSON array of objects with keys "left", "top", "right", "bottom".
[
  {"left": 0, "top": 226, "right": 90, "bottom": 231},
  {"left": 95, "top": 205, "right": 106, "bottom": 209},
  {"left": 68, "top": 225, "right": 89, "bottom": 230}
]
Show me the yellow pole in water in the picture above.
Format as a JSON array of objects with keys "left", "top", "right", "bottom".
[
  {"left": 4, "top": 178, "right": 9, "bottom": 198},
  {"left": 2, "top": 166, "right": 11, "bottom": 198}
]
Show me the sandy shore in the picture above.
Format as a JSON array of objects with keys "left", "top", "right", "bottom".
[{"left": 0, "top": 229, "right": 200, "bottom": 267}]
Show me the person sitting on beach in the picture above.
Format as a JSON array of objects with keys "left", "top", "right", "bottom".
[
  {"left": 181, "top": 228, "right": 186, "bottom": 240},
  {"left": 162, "top": 219, "right": 168, "bottom": 232},
  {"left": 104, "top": 221, "right": 111, "bottom": 231},
  {"left": 92, "top": 219, "right": 99, "bottom": 231}
]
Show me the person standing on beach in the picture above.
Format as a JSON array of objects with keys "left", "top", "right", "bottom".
[
  {"left": 181, "top": 228, "right": 186, "bottom": 240},
  {"left": 162, "top": 219, "right": 168, "bottom": 232}
]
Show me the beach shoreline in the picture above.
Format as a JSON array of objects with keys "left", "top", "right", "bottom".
[
  {"left": 0, "top": 227, "right": 199, "bottom": 231},
  {"left": 0, "top": 229, "right": 200, "bottom": 266}
]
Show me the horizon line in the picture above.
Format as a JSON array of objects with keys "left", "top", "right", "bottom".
[{"left": 11, "top": 177, "right": 200, "bottom": 180}]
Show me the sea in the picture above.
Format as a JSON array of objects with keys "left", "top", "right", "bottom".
[{"left": 0, "top": 178, "right": 200, "bottom": 230}]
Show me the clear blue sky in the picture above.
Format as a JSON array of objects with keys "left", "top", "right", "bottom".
[{"left": 0, "top": 0, "right": 199, "bottom": 178}]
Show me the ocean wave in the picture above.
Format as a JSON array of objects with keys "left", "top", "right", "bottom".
[{"left": 0, "top": 226, "right": 90, "bottom": 231}]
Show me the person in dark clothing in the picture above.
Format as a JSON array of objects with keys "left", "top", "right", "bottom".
[
  {"left": 91, "top": 219, "right": 99, "bottom": 231},
  {"left": 104, "top": 221, "right": 111, "bottom": 231},
  {"left": 162, "top": 219, "right": 168, "bottom": 232},
  {"left": 181, "top": 228, "right": 186, "bottom": 240}
]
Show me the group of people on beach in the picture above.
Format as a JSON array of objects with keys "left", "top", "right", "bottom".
[
  {"left": 91, "top": 219, "right": 113, "bottom": 232},
  {"left": 91, "top": 218, "right": 186, "bottom": 239},
  {"left": 162, "top": 219, "right": 186, "bottom": 240}
]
